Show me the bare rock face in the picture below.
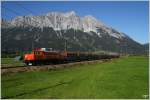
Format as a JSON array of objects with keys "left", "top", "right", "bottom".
[
  {"left": 2, "top": 11, "right": 145, "bottom": 54},
  {"left": 2, "top": 11, "right": 125, "bottom": 39}
]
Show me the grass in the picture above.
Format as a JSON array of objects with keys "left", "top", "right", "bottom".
[
  {"left": 1, "top": 56, "right": 149, "bottom": 99},
  {"left": 1, "top": 58, "right": 24, "bottom": 67}
]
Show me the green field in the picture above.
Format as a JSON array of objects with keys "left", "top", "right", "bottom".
[
  {"left": 1, "top": 56, "right": 149, "bottom": 99},
  {"left": 1, "top": 58, "right": 24, "bottom": 67}
]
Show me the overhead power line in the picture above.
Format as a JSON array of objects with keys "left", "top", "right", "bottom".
[
  {"left": 2, "top": 6, "right": 41, "bottom": 25},
  {"left": 2, "top": 4, "right": 69, "bottom": 51},
  {"left": 15, "top": 2, "right": 70, "bottom": 51},
  {"left": 15, "top": 2, "right": 36, "bottom": 15},
  {"left": 2, "top": 7, "right": 34, "bottom": 34},
  {"left": 2, "top": 6, "right": 42, "bottom": 50},
  {"left": 2, "top": 5, "right": 43, "bottom": 36}
]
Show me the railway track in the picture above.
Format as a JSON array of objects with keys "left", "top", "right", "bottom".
[
  {"left": 1, "top": 59, "right": 113, "bottom": 75},
  {"left": 1, "top": 65, "right": 27, "bottom": 69}
]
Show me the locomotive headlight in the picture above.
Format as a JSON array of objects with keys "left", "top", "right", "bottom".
[
  {"left": 24, "top": 55, "right": 27, "bottom": 59},
  {"left": 24, "top": 56, "right": 27, "bottom": 60},
  {"left": 24, "top": 55, "right": 30, "bottom": 60}
]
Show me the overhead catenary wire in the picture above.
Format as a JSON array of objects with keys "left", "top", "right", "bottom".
[
  {"left": 2, "top": 6, "right": 42, "bottom": 27},
  {"left": 2, "top": 7, "right": 37, "bottom": 39},
  {"left": 15, "top": 2, "right": 37, "bottom": 16},
  {"left": 2, "top": 4, "right": 69, "bottom": 51},
  {"left": 14, "top": 3, "right": 49, "bottom": 50},
  {"left": 2, "top": 6, "right": 43, "bottom": 50},
  {"left": 2, "top": 7, "right": 38, "bottom": 34},
  {"left": 15, "top": 2, "right": 70, "bottom": 51}
]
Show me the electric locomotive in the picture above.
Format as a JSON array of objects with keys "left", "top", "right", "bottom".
[{"left": 24, "top": 48, "right": 67, "bottom": 65}]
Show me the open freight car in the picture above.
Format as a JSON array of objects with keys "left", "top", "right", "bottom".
[{"left": 24, "top": 48, "right": 119, "bottom": 65}]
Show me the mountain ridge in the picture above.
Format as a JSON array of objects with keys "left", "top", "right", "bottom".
[
  {"left": 2, "top": 11, "right": 126, "bottom": 39},
  {"left": 1, "top": 11, "right": 147, "bottom": 54}
]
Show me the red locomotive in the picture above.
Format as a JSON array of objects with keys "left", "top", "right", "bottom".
[
  {"left": 24, "top": 48, "right": 67, "bottom": 65},
  {"left": 24, "top": 48, "right": 119, "bottom": 65}
]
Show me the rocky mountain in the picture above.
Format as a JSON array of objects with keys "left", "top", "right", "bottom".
[{"left": 1, "top": 11, "right": 146, "bottom": 54}]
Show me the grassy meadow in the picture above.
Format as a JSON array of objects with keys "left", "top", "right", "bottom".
[
  {"left": 1, "top": 58, "right": 24, "bottom": 67},
  {"left": 1, "top": 56, "right": 149, "bottom": 99}
]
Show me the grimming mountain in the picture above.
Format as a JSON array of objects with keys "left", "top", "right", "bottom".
[{"left": 1, "top": 11, "right": 146, "bottom": 54}]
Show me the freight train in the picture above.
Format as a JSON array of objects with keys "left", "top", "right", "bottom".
[{"left": 24, "top": 48, "right": 119, "bottom": 65}]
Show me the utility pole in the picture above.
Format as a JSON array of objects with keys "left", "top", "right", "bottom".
[
  {"left": 74, "top": 30, "right": 75, "bottom": 39},
  {"left": 64, "top": 38, "right": 67, "bottom": 52},
  {"left": 32, "top": 40, "right": 34, "bottom": 50},
  {"left": 125, "top": 42, "right": 127, "bottom": 55}
]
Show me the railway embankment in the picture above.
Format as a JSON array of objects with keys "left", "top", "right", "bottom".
[{"left": 1, "top": 59, "right": 115, "bottom": 74}]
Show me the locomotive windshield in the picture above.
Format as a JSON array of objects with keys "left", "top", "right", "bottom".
[{"left": 41, "top": 48, "right": 53, "bottom": 52}]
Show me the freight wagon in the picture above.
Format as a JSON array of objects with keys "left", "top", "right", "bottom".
[{"left": 24, "top": 48, "right": 119, "bottom": 65}]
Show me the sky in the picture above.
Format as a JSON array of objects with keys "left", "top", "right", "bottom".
[{"left": 1, "top": 1, "right": 149, "bottom": 44}]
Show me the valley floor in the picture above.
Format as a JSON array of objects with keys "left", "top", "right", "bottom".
[{"left": 1, "top": 56, "right": 149, "bottom": 99}]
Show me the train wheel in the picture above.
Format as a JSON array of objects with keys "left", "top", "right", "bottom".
[
  {"left": 28, "top": 62, "right": 33, "bottom": 66},
  {"left": 28, "top": 61, "right": 35, "bottom": 66}
]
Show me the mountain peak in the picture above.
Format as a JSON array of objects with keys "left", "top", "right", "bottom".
[
  {"left": 2, "top": 11, "right": 125, "bottom": 39},
  {"left": 2, "top": 11, "right": 145, "bottom": 54},
  {"left": 84, "top": 15, "right": 96, "bottom": 20},
  {"left": 68, "top": 11, "right": 76, "bottom": 15},
  {"left": 65, "top": 11, "right": 76, "bottom": 17}
]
